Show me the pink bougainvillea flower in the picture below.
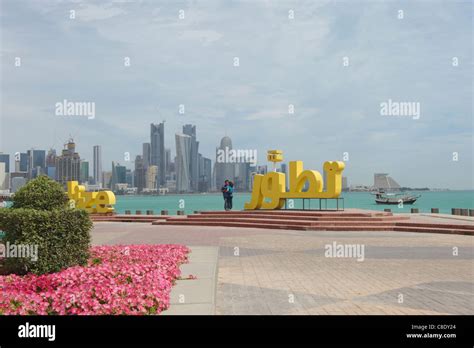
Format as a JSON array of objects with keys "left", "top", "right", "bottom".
[{"left": 0, "top": 244, "right": 190, "bottom": 315}]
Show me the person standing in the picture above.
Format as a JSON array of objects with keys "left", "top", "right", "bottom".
[
  {"left": 227, "top": 181, "right": 234, "bottom": 210},
  {"left": 221, "top": 180, "right": 230, "bottom": 211}
]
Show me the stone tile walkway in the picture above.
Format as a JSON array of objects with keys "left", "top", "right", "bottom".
[
  {"left": 91, "top": 222, "right": 474, "bottom": 315},
  {"left": 163, "top": 246, "right": 218, "bottom": 315}
]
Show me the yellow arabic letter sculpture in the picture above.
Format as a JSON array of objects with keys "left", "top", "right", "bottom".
[
  {"left": 259, "top": 172, "right": 286, "bottom": 209},
  {"left": 244, "top": 174, "right": 265, "bottom": 210},
  {"left": 318, "top": 161, "right": 345, "bottom": 198},
  {"left": 95, "top": 191, "right": 116, "bottom": 214},
  {"left": 67, "top": 181, "right": 116, "bottom": 214},
  {"left": 244, "top": 172, "right": 286, "bottom": 209},
  {"left": 288, "top": 161, "right": 323, "bottom": 197}
]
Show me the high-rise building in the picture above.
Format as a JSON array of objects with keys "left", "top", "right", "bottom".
[
  {"left": 146, "top": 165, "right": 158, "bottom": 190},
  {"left": 11, "top": 176, "right": 27, "bottom": 193},
  {"left": 342, "top": 176, "right": 348, "bottom": 191},
  {"left": 0, "top": 163, "right": 8, "bottom": 190},
  {"left": 93, "top": 145, "right": 103, "bottom": 187},
  {"left": 142, "top": 143, "right": 151, "bottom": 169},
  {"left": 235, "top": 161, "right": 251, "bottom": 191},
  {"left": 215, "top": 136, "right": 235, "bottom": 189},
  {"left": 55, "top": 140, "right": 81, "bottom": 185},
  {"left": 15, "top": 153, "right": 28, "bottom": 172},
  {"left": 134, "top": 155, "right": 146, "bottom": 193},
  {"left": 111, "top": 162, "right": 127, "bottom": 191},
  {"left": 102, "top": 171, "right": 112, "bottom": 189},
  {"left": 198, "top": 154, "right": 212, "bottom": 192},
  {"left": 0, "top": 153, "right": 10, "bottom": 173},
  {"left": 46, "top": 149, "right": 56, "bottom": 166},
  {"left": 165, "top": 148, "right": 171, "bottom": 175},
  {"left": 125, "top": 169, "right": 134, "bottom": 187},
  {"left": 27, "top": 149, "right": 46, "bottom": 178},
  {"left": 374, "top": 173, "right": 400, "bottom": 190},
  {"left": 80, "top": 161, "right": 89, "bottom": 183},
  {"left": 150, "top": 122, "right": 165, "bottom": 186},
  {"left": 46, "top": 149, "right": 57, "bottom": 180},
  {"left": 46, "top": 167, "right": 56, "bottom": 180},
  {"left": 182, "top": 124, "right": 199, "bottom": 191},
  {"left": 175, "top": 133, "right": 192, "bottom": 193}
]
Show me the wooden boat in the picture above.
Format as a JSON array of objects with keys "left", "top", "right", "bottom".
[{"left": 374, "top": 191, "right": 420, "bottom": 205}]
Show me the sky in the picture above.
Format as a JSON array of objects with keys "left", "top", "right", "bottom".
[{"left": 0, "top": 0, "right": 473, "bottom": 189}]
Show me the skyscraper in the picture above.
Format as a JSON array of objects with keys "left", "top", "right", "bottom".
[
  {"left": 182, "top": 124, "right": 199, "bottom": 191},
  {"left": 126, "top": 169, "right": 134, "bottom": 187},
  {"left": 111, "top": 162, "right": 126, "bottom": 191},
  {"left": 235, "top": 161, "right": 251, "bottom": 191},
  {"left": 46, "top": 149, "right": 56, "bottom": 166},
  {"left": 0, "top": 153, "right": 10, "bottom": 173},
  {"left": 46, "top": 149, "right": 57, "bottom": 180},
  {"left": 93, "top": 145, "right": 102, "bottom": 187},
  {"left": 27, "top": 149, "right": 46, "bottom": 178},
  {"left": 150, "top": 122, "right": 165, "bottom": 186},
  {"left": 146, "top": 165, "right": 158, "bottom": 190},
  {"left": 198, "top": 154, "right": 212, "bottom": 192},
  {"left": 142, "top": 143, "right": 151, "bottom": 169},
  {"left": 215, "top": 136, "right": 235, "bottom": 189},
  {"left": 175, "top": 133, "right": 192, "bottom": 193},
  {"left": 0, "top": 162, "right": 8, "bottom": 190},
  {"left": 165, "top": 148, "right": 171, "bottom": 176},
  {"left": 134, "top": 155, "right": 145, "bottom": 193},
  {"left": 342, "top": 176, "right": 348, "bottom": 191},
  {"left": 56, "top": 140, "right": 81, "bottom": 185},
  {"left": 11, "top": 177, "right": 26, "bottom": 193},
  {"left": 15, "top": 153, "right": 28, "bottom": 172},
  {"left": 80, "top": 161, "right": 89, "bottom": 183}
]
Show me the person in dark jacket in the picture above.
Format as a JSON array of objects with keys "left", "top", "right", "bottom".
[
  {"left": 221, "top": 180, "right": 230, "bottom": 211},
  {"left": 227, "top": 181, "right": 234, "bottom": 210}
]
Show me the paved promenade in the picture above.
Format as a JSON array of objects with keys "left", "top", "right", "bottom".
[{"left": 91, "top": 221, "right": 473, "bottom": 315}]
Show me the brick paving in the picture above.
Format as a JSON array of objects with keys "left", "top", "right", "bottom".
[{"left": 91, "top": 222, "right": 474, "bottom": 315}]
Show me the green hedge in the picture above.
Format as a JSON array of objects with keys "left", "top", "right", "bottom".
[
  {"left": 12, "top": 175, "right": 68, "bottom": 211},
  {"left": 0, "top": 208, "right": 92, "bottom": 275}
]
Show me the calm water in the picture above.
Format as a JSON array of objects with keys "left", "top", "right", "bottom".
[{"left": 115, "top": 191, "right": 474, "bottom": 215}]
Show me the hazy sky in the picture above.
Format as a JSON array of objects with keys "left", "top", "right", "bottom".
[{"left": 1, "top": 0, "right": 472, "bottom": 189}]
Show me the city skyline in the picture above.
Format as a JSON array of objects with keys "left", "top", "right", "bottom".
[
  {"left": 0, "top": 123, "right": 471, "bottom": 190},
  {"left": 0, "top": 1, "right": 472, "bottom": 189}
]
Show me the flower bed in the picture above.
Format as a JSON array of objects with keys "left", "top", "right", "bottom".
[{"left": 0, "top": 244, "right": 190, "bottom": 315}]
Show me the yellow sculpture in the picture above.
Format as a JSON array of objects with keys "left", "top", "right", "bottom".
[
  {"left": 67, "top": 181, "right": 116, "bottom": 214},
  {"left": 267, "top": 150, "right": 283, "bottom": 173},
  {"left": 245, "top": 151, "right": 345, "bottom": 210}
]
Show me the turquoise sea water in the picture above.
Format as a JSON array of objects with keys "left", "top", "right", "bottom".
[{"left": 114, "top": 191, "right": 474, "bottom": 215}]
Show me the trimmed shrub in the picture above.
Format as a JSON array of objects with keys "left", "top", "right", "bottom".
[
  {"left": 0, "top": 176, "right": 92, "bottom": 275},
  {"left": 0, "top": 208, "right": 92, "bottom": 275},
  {"left": 12, "top": 175, "right": 68, "bottom": 211}
]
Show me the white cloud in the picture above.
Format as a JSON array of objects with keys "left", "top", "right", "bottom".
[
  {"left": 0, "top": 0, "right": 472, "bottom": 188},
  {"left": 75, "top": 3, "right": 126, "bottom": 22},
  {"left": 178, "top": 30, "right": 223, "bottom": 45}
]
